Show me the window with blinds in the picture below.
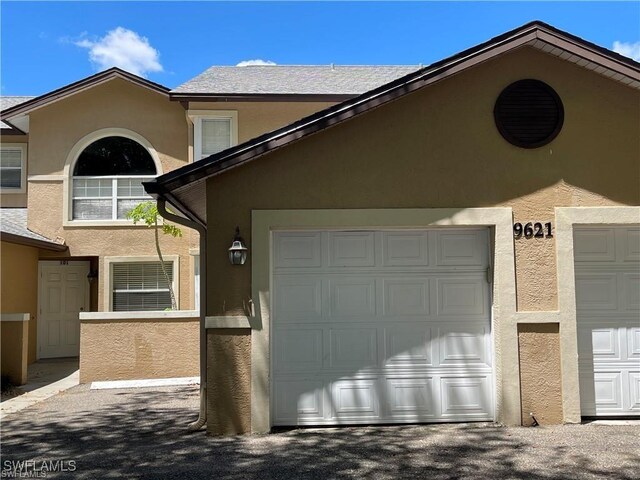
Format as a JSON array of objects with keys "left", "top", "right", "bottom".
[
  {"left": 1, "top": 147, "right": 24, "bottom": 190},
  {"left": 201, "top": 118, "right": 232, "bottom": 158},
  {"left": 112, "top": 262, "right": 174, "bottom": 311}
]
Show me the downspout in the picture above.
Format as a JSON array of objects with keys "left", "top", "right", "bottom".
[{"left": 157, "top": 198, "right": 207, "bottom": 431}]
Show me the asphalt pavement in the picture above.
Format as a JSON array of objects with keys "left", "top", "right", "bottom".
[{"left": 1, "top": 384, "right": 638, "bottom": 479}]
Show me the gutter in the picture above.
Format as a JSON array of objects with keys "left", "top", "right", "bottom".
[{"left": 157, "top": 198, "right": 208, "bottom": 431}]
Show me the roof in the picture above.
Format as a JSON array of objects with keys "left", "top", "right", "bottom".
[
  {"left": 1, "top": 96, "right": 34, "bottom": 131},
  {"left": 171, "top": 65, "right": 421, "bottom": 98},
  {"left": 144, "top": 21, "right": 640, "bottom": 227},
  {"left": 0, "top": 209, "right": 67, "bottom": 251},
  {"left": 0, "top": 68, "right": 170, "bottom": 132}
]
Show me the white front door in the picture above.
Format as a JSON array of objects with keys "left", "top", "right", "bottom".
[
  {"left": 271, "top": 229, "right": 494, "bottom": 426},
  {"left": 38, "top": 261, "right": 90, "bottom": 359},
  {"left": 575, "top": 226, "right": 640, "bottom": 417}
]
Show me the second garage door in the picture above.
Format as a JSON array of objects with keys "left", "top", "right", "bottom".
[{"left": 271, "top": 229, "right": 494, "bottom": 426}]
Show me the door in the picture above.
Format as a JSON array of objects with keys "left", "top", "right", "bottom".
[
  {"left": 574, "top": 226, "right": 640, "bottom": 416},
  {"left": 271, "top": 229, "right": 494, "bottom": 426},
  {"left": 38, "top": 261, "right": 90, "bottom": 359}
]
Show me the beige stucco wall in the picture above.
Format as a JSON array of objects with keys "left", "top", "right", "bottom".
[
  {"left": 1, "top": 241, "right": 40, "bottom": 363},
  {"left": 206, "top": 329, "right": 251, "bottom": 435},
  {"left": 204, "top": 47, "right": 639, "bottom": 432},
  {"left": 79, "top": 316, "right": 199, "bottom": 382},
  {"left": 1, "top": 133, "right": 29, "bottom": 208},
  {"left": 518, "top": 323, "right": 563, "bottom": 425},
  {"left": 1, "top": 318, "right": 29, "bottom": 385}
]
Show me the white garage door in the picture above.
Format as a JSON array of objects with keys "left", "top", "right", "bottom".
[
  {"left": 271, "top": 229, "right": 494, "bottom": 426},
  {"left": 575, "top": 226, "right": 640, "bottom": 417}
]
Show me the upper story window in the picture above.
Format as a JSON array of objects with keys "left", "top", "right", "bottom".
[
  {"left": 191, "top": 110, "right": 238, "bottom": 161},
  {"left": 0, "top": 144, "right": 27, "bottom": 193},
  {"left": 72, "top": 136, "right": 157, "bottom": 220}
]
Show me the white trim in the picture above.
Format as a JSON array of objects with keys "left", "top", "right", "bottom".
[
  {"left": 188, "top": 110, "right": 238, "bottom": 162},
  {"left": 62, "top": 128, "right": 162, "bottom": 226},
  {"left": 91, "top": 376, "right": 199, "bottom": 390},
  {"left": 555, "top": 206, "right": 640, "bottom": 423},
  {"left": 103, "top": 255, "right": 180, "bottom": 312},
  {"left": 205, "top": 316, "right": 251, "bottom": 329},
  {"left": 0, "top": 143, "right": 27, "bottom": 194},
  {"left": 250, "top": 208, "right": 517, "bottom": 432},
  {"left": 0, "top": 313, "right": 30, "bottom": 322},
  {"left": 80, "top": 310, "right": 198, "bottom": 321},
  {"left": 28, "top": 174, "right": 65, "bottom": 182}
]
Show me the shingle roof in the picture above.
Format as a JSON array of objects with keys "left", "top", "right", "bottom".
[
  {"left": 171, "top": 65, "right": 422, "bottom": 95},
  {"left": 0, "top": 208, "right": 66, "bottom": 250},
  {"left": 1, "top": 96, "right": 34, "bottom": 130}
]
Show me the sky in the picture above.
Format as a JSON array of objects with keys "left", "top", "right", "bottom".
[{"left": 1, "top": 1, "right": 639, "bottom": 96}]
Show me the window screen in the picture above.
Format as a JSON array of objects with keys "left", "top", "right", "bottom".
[
  {"left": 0, "top": 148, "right": 23, "bottom": 189},
  {"left": 201, "top": 118, "right": 231, "bottom": 158},
  {"left": 112, "top": 262, "right": 174, "bottom": 311}
]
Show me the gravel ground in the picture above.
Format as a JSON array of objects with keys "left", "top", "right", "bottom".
[{"left": 1, "top": 384, "right": 638, "bottom": 479}]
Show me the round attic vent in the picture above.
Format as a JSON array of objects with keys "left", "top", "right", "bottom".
[{"left": 494, "top": 79, "right": 564, "bottom": 149}]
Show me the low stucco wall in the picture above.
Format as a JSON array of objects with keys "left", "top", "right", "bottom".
[
  {"left": 79, "top": 311, "right": 199, "bottom": 383},
  {"left": 206, "top": 329, "right": 251, "bottom": 435},
  {"left": 1, "top": 314, "right": 30, "bottom": 385},
  {"left": 518, "top": 323, "right": 563, "bottom": 426}
]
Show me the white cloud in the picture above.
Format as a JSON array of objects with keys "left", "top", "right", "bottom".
[
  {"left": 612, "top": 41, "right": 640, "bottom": 62},
  {"left": 74, "top": 27, "right": 163, "bottom": 77},
  {"left": 236, "top": 59, "right": 277, "bottom": 67}
]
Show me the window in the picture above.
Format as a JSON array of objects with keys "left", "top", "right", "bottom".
[
  {"left": 191, "top": 111, "right": 238, "bottom": 161},
  {"left": 0, "top": 144, "right": 26, "bottom": 192},
  {"left": 71, "top": 136, "right": 157, "bottom": 220},
  {"left": 111, "top": 261, "right": 175, "bottom": 311}
]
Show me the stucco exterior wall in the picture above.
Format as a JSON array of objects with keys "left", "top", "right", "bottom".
[
  {"left": 518, "top": 323, "right": 563, "bottom": 425},
  {"left": 206, "top": 329, "right": 251, "bottom": 435},
  {"left": 203, "top": 47, "right": 639, "bottom": 432},
  {"left": 79, "top": 315, "right": 199, "bottom": 382},
  {"left": 1, "top": 133, "right": 29, "bottom": 208},
  {"left": 1, "top": 316, "right": 29, "bottom": 385},
  {"left": 1, "top": 241, "right": 40, "bottom": 363}
]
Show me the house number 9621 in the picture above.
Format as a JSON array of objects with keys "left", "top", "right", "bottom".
[{"left": 513, "top": 222, "right": 553, "bottom": 239}]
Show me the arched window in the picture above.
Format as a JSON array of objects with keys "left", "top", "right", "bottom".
[{"left": 72, "top": 136, "right": 157, "bottom": 220}]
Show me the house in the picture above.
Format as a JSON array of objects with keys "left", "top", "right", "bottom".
[
  {"left": 144, "top": 21, "right": 640, "bottom": 435},
  {"left": 0, "top": 64, "right": 419, "bottom": 385}
]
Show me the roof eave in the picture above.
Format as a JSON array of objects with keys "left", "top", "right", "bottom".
[
  {"left": 169, "top": 93, "right": 357, "bottom": 103},
  {"left": 0, "top": 232, "right": 68, "bottom": 251}
]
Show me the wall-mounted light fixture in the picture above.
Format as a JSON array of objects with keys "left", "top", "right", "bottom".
[
  {"left": 228, "top": 227, "right": 248, "bottom": 265},
  {"left": 87, "top": 269, "right": 99, "bottom": 283}
]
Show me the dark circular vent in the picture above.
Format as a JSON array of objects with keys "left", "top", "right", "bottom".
[{"left": 494, "top": 79, "right": 564, "bottom": 148}]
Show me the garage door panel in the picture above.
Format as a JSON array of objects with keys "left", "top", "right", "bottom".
[
  {"left": 383, "top": 278, "right": 430, "bottom": 316},
  {"left": 441, "top": 376, "right": 492, "bottom": 418},
  {"left": 575, "top": 225, "right": 640, "bottom": 417},
  {"left": 575, "top": 274, "right": 618, "bottom": 311},
  {"left": 329, "top": 278, "right": 376, "bottom": 316},
  {"left": 435, "top": 230, "right": 487, "bottom": 267},
  {"left": 331, "top": 379, "right": 379, "bottom": 418},
  {"left": 328, "top": 232, "right": 375, "bottom": 267},
  {"left": 382, "top": 231, "right": 429, "bottom": 266},
  {"left": 329, "top": 327, "right": 378, "bottom": 369},
  {"left": 439, "top": 326, "right": 490, "bottom": 367},
  {"left": 383, "top": 325, "right": 432, "bottom": 366},
  {"left": 385, "top": 377, "right": 436, "bottom": 417},
  {"left": 437, "top": 277, "right": 487, "bottom": 316},
  {"left": 273, "top": 379, "right": 325, "bottom": 424},
  {"left": 273, "top": 276, "right": 322, "bottom": 322},
  {"left": 274, "top": 232, "right": 322, "bottom": 269},
  {"left": 274, "top": 328, "right": 324, "bottom": 372}
]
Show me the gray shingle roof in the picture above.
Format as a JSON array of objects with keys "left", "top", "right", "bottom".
[
  {"left": 0, "top": 208, "right": 63, "bottom": 247},
  {"left": 172, "top": 65, "right": 421, "bottom": 95},
  {"left": 1, "top": 96, "right": 34, "bottom": 129}
]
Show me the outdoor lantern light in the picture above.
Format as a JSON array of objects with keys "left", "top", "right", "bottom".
[
  {"left": 228, "top": 227, "right": 248, "bottom": 265},
  {"left": 87, "top": 269, "right": 98, "bottom": 283}
]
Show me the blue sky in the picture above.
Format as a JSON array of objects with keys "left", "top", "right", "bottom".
[{"left": 1, "top": 1, "right": 639, "bottom": 95}]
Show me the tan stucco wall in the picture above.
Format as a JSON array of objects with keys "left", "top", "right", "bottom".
[
  {"left": 206, "top": 329, "right": 251, "bottom": 435},
  {"left": 204, "top": 47, "right": 639, "bottom": 432},
  {"left": 79, "top": 317, "right": 199, "bottom": 382},
  {"left": 1, "top": 133, "right": 29, "bottom": 208},
  {"left": 1, "top": 319, "right": 29, "bottom": 385},
  {"left": 518, "top": 323, "right": 563, "bottom": 425},
  {"left": 1, "top": 241, "right": 40, "bottom": 363}
]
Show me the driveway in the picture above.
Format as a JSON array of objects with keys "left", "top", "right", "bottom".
[{"left": 1, "top": 384, "right": 638, "bottom": 480}]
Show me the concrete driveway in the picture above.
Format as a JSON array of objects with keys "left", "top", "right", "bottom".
[{"left": 1, "top": 384, "right": 638, "bottom": 480}]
